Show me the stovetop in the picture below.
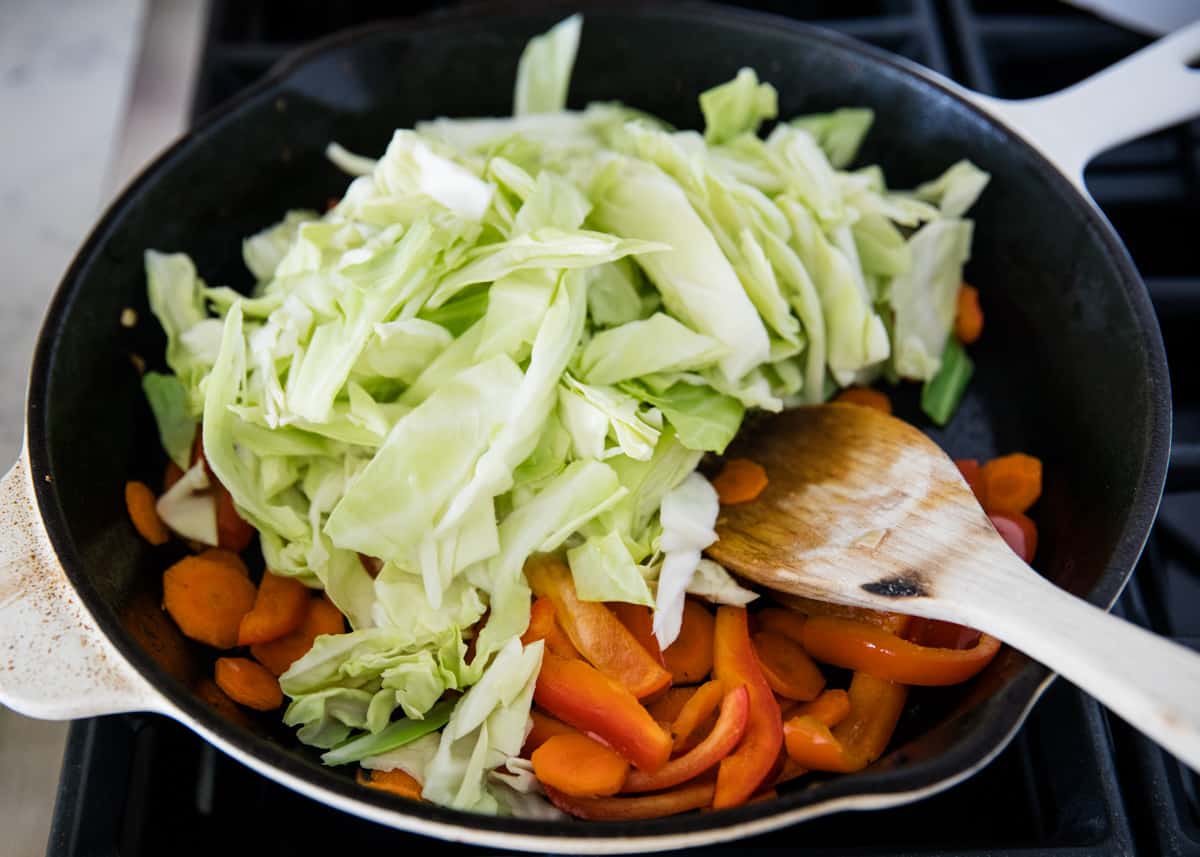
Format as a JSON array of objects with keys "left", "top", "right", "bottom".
[{"left": 47, "top": 2, "right": 1200, "bottom": 855}]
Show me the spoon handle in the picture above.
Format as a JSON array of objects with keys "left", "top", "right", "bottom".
[{"left": 952, "top": 551, "right": 1200, "bottom": 772}]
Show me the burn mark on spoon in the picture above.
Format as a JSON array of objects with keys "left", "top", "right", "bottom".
[{"left": 862, "top": 572, "right": 928, "bottom": 599}]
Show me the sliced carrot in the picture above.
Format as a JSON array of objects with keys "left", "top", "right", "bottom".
[
  {"left": 754, "top": 608, "right": 807, "bottom": 646},
  {"left": 520, "top": 596, "right": 581, "bottom": 659},
  {"left": 834, "top": 387, "right": 892, "bottom": 415},
  {"left": 251, "top": 596, "right": 346, "bottom": 676},
  {"left": 980, "top": 453, "right": 1042, "bottom": 515},
  {"left": 670, "top": 679, "right": 725, "bottom": 753},
  {"left": 712, "top": 458, "right": 769, "bottom": 505},
  {"left": 193, "top": 678, "right": 255, "bottom": 728},
  {"left": 196, "top": 548, "right": 249, "bottom": 576},
  {"left": 214, "top": 657, "right": 283, "bottom": 710},
  {"left": 533, "top": 733, "right": 630, "bottom": 797},
  {"left": 126, "top": 481, "right": 170, "bottom": 546},
  {"left": 523, "top": 710, "right": 579, "bottom": 755},
  {"left": 357, "top": 768, "right": 422, "bottom": 801},
  {"left": 752, "top": 631, "right": 826, "bottom": 701},
  {"left": 663, "top": 599, "right": 715, "bottom": 685},
  {"left": 646, "top": 686, "right": 699, "bottom": 725},
  {"left": 238, "top": 572, "right": 310, "bottom": 645},
  {"left": 162, "top": 555, "right": 257, "bottom": 649},
  {"left": 789, "top": 689, "right": 851, "bottom": 728},
  {"left": 954, "top": 458, "right": 986, "bottom": 506},
  {"left": 609, "top": 602, "right": 667, "bottom": 667},
  {"left": 955, "top": 284, "right": 984, "bottom": 345}
]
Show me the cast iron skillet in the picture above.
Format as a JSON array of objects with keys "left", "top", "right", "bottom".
[{"left": 1, "top": 4, "right": 1194, "bottom": 852}]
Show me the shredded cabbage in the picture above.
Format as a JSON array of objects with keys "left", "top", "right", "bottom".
[{"left": 140, "top": 14, "right": 986, "bottom": 817}]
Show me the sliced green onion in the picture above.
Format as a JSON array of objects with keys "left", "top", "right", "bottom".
[
  {"left": 320, "top": 698, "right": 456, "bottom": 766},
  {"left": 921, "top": 338, "right": 973, "bottom": 426}
]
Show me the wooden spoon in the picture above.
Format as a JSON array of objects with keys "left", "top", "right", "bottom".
[{"left": 708, "top": 403, "right": 1200, "bottom": 771}]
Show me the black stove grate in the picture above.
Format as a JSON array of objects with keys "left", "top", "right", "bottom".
[{"left": 48, "top": 2, "right": 1200, "bottom": 855}]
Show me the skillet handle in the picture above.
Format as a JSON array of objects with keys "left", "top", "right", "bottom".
[
  {"left": 0, "top": 446, "right": 168, "bottom": 718},
  {"left": 966, "top": 20, "right": 1200, "bottom": 191}
]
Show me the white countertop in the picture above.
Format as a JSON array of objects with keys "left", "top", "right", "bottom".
[
  {"left": 0, "top": 0, "right": 145, "bottom": 464},
  {"left": 1, "top": 2, "right": 145, "bottom": 854}
]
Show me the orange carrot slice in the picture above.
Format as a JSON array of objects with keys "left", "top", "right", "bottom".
[
  {"left": 663, "top": 599, "right": 714, "bottom": 685},
  {"left": 214, "top": 657, "right": 283, "bottom": 710},
  {"left": 238, "top": 572, "right": 310, "bottom": 645},
  {"left": 196, "top": 548, "right": 249, "bottom": 576},
  {"left": 955, "top": 284, "right": 984, "bottom": 344},
  {"left": 752, "top": 631, "right": 826, "bottom": 701},
  {"left": 126, "top": 481, "right": 169, "bottom": 546},
  {"left": 357, "top": 768, "right": 422, "bottom": 800},
  {"left": 980, "top": 453, "right": 1042, "bottom": 515},
  {"left": 712, "top": 458, "right": 769, "bottom": 505},
  {"left": 251, "top": 596, "right": 346, "bottom": 676},
  {"left": 532, "top": 733, "right": 630, "bottom": 797},
  {"left": 834, "top": 387, "right": 892, "bottom": 414},
  {"left": 162, "top": 556, "right": 257, "bottom": 649}
]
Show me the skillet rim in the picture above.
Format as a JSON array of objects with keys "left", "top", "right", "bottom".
[{"left": 23, "top": 2, "right": 1171, "bottom": 849}]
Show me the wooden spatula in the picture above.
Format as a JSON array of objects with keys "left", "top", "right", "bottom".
[{"left": 708, "top": 403, "right": 1200, "bottom": 771}]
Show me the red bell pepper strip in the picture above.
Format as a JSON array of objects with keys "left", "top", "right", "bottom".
[
  {"left": 712, "top": 606, "right": 783, "bottom": 809},
  {"left": 989, "top": 512, "right": 1037, "bottom": 563},
  {"left": 802, "top": 616, "right": 1001, "bottom": 686},
  {"left": 789, "top": 688, "right": 852, "bottom": 728},
  {"left": 534, "top": 653, "right": 672, "bottom": 773},
  {"left": 520, "top": 596, "right": 581, "bottom": 659},
  {"left": 545, "top": 780, "right": 715, "bottom": 820},
  {"left": 954, "top": 458, "right": 986, "bottom": 505},
  {"left": 526, "top": 556, "right": 672, "bottom": 698},
  {"left": 784, "top": 672, "right": 908, "bottom": 773},
  {"left": 623, "top": 685, "right": 749, "bottom": 793},
  {"left": 776, "top": 594, "right": 912, "bottom": 636}
]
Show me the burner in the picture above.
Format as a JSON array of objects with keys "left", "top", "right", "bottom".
[{"left": 48, "top": 2, "right": 1200, "bottom": 854}]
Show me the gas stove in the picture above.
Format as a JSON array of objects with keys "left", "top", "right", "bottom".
[{"left": 47, "top": 2, "right": 1200, "bottom": 854}]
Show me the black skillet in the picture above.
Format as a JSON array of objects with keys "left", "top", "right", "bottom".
[{"left": 0, "top": 3, "right": 1193, "bottom": 852}]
